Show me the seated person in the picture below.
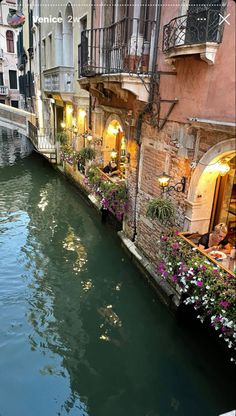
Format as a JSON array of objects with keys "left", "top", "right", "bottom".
[
  {"left": 198, "top": 223, "right": 231, "bottom": 254},
  {"left": 102, "top": 161, "right": 119, "bottom": 177}
]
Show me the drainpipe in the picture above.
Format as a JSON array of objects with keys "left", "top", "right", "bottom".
[
  {"left": 131, "top": 0, "right": 162, "bottom": 242},
  {"left": 88, "top": 0, "right": 95, "bottom": 131}
]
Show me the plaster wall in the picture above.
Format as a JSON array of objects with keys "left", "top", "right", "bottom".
[{"left": 157, "top": 0, "right": 235, "bottom": 123}]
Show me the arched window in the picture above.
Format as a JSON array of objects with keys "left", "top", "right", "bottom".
[{"left": 6, "top": 31, "right": 14, "bottom": 53}]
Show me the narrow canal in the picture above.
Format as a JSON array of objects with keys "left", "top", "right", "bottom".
[{"left": 0, "top": 128, "right": 235, "bottom": 416}]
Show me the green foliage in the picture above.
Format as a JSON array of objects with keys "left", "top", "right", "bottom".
[
  {"left": 146, "top": 198, "right": 175, "bottom": 224},
  {"left": 78, "top": 147, "right": 96, "bottom": 165},
  {"left": 56, "top": 131, "right": 67, "bottom": 144},
  {"left": 85, "top": 165, "right": 129, "bottom": 221},
  {"left": 158, "top": 233, "right": 236, "bottom": 362}
]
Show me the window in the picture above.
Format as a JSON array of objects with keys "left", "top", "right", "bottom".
[
  {"left": 42, "top": 39, "right": 46, "bottom": 68},
  {"left": 0, "top": 72, "right": 3, "bottom": 85},
  {"left": 48, "top": 34, "right": 52, "bottom": 68},
  {"left": 11, "top": 100, "right": 19, "bottom": 108},
  {"left": 0, "top": 100, "right": 5, "bottom": 104},
  {"left": 9, "top": 70, "right": 17, "bottom": 89},
  {"left": 6, "top": 30, "right": 14, "bottom": 53}
]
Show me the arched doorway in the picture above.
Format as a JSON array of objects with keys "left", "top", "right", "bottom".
[
  {"left": 63, "top": 3, "right": 73, "bottom": 67},
  {"left": 185, "top": 139, "right": 236, "bottom": 240},
  {"left": 102, "top": 117, "right": 127, "bottom": 173}
]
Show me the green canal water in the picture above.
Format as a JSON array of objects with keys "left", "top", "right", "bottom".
[{"left": 0, "top": 128, "right": 235, "bottom": 416}]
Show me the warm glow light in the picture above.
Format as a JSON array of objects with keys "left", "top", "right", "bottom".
[
  {"left": 111, "top": 149, "right": 118, "bottom": 159},
  {"left": 218, "top": 160, "right": 230, "bottom": 176},
  {"left": 87, "top": 134, "right": 93, "bottom": 142},
  {"left": 157, "top": 172, "right": 171, "bottom": 187},
  {"left": 61, "top": 121, "right": 66, "bottom": 129},
  {"left": 79, "top": 109, "right": 86, "bottom": 118},
  {"left": 205, "top": 160, "right": 231, "bottom": 176},
  {"left": 66, "top": 106, "right": 73, "bottom": 115},
  {"left": 74, "top": 127, "right": 78, "bottom": 134},
  {"left": 107, "top": 125, "right": 119, "bottom": 134}
]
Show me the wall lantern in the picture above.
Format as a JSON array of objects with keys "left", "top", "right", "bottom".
[
  {"left": 111, "top": 148, "right": 118, "bottom": 160},
  {"left": 157, "top": 172, "right": 186, "bottom": 194},
  {"left": 61, "top": 121, "right": 66, "bottom": 129},
  {"left": 73, "top": 127, "right": 78, "bottom": 134},
  {"left": 86, "top": 133, "right": 93, "bottom": 142}
]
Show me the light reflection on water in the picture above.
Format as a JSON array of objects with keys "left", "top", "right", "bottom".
[{"left": 0, "top": 127, "right": 236, "bottom": 416}]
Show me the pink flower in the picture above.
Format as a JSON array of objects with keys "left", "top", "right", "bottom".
[
  {"left": 171, "top": 242, "right": 180, "bottom": 251},
  {"left": 220, "top": 300, "right": 230, "bottom": 308},
  {"left": 197, "top": 280, "right": 203, "bottom": 287}
]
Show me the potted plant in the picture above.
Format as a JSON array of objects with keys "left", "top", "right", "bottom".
[
  {"left": 146, "top": 197, "right": 175, "bottom": 224},
  {"left": 78, "top": 147, "right": 96, "bottom": 173}
]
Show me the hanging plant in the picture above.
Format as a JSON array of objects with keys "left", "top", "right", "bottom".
[
  {"left": 146, "top": 197, "right": 175, "bottom": 224},
  {"left": 78, "top": 147, "right": 95, "bottom": 165}
]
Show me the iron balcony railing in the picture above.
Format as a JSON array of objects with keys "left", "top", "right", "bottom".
[
  {"left": 163, "top": 8, "right": 225, "bottom": 52},
  {"left": 78, "top": 17, "right": 156, "bottom": 77}
]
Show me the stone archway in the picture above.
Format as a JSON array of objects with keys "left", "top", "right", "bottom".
[{"left": 184, "top": 138, "right": 236, "bottom": 233}]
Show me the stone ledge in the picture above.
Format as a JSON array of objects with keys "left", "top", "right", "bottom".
[{"left": 118, "top": 230, "right": 181, "bottom": 311}]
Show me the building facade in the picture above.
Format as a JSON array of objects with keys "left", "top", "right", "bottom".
[
  {"left": 78, "top": 0, "right": 236, "bottom": 265},
  {"left": 34, "top": 1, "right": 92, "bottom": 147},
  {"left": 0, "top": 0, "right": 21, "bottom": 107}
]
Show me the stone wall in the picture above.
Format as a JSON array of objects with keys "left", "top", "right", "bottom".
[{"left": 124, "top": 117, "right": 235, "bottom": 266}]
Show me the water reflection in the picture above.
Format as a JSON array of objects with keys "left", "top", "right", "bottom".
[
  {"left": 1, "top": 128, "right": 236, "bottom": 416},
  {"left": 0, "top": 129, "right": 33, "bottom": 167}
]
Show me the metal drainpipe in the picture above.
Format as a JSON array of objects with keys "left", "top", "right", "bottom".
[
  {"left": 131, "top": 0, "right": 162, "bottom": 242},
  {"left": 38, "top": 1, "right": 42, "bottom": 93},
  {"left": 88, "top": 0, "right": 95, "bottom": 130}
]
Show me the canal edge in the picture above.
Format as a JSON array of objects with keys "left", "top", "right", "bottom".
[
  {"left": 54, "top": 163, "right": 180, "bottom": 312},
  {"left": 118, "top": 230, "right": 181, "bottom": 313}
]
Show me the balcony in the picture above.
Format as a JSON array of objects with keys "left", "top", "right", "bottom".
[
  {"left": 163, "top": 8, "right": 225, "bottom": 65},
  {"left": 43, "top": 66, "right": 74, "bottom": 99},
  {"left": 0, "top": 49, "right": 4, "bottom": 60},
  {"left": 78, "top": 17, "right": 156, "bottom": 102},
  {"left": 0, "top": 86, "right": 8, "bottom": 95}
]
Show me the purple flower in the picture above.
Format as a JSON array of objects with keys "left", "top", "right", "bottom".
[
  {"left": 220, "top": 300, "right": 230, "bottom": 308},
  {"left": 157, "top": 262, "right": 166, "bottom": 273},
  {"left": 197, "top": 265, "right": 206, "bottom": 272},
  {"left": 160, "top": 235, "right": 168, "bottom": 242},
  {"left": 172, "top": 274, "right": 178, "bottom": 283},
  {"left": 197, "top": 280, "right": 203, "bottom": 287},
  {"left": 171, "top": 242, "right": 180, "bottom": 251}
]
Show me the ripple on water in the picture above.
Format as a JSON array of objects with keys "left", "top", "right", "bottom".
[{"left": 0, "top": 130, "right": 33, "bottom": 168}]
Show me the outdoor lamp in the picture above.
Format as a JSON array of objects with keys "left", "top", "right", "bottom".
[
  {"left": 111, "top": 149, "right": 118, "bottom": 160},
  {"left": 157, "top": 172, "right": 186, "bottom": 194},
  {"left": 73, "top": 127, "right": 78, "bottom": 134},
  {"left": 218, "top": 160, "right": 230, "bottom": 176},
  {"left": 86, "top": 133, "right": 93, "bottom": 142},
  {"left": 61, "top": 122, "right": 66, "bottom": 129}
]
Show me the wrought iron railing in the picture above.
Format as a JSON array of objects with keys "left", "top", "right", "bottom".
[
  {"left": 163, "top": 8, "right": 225, "bottom": 52},
  {"left": 78, "top": 17, "right": 156, "bottom": 77}
]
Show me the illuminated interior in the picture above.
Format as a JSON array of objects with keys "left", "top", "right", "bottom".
[{"left": 103, "top": 120, "right": 127, "bottom": 175}]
